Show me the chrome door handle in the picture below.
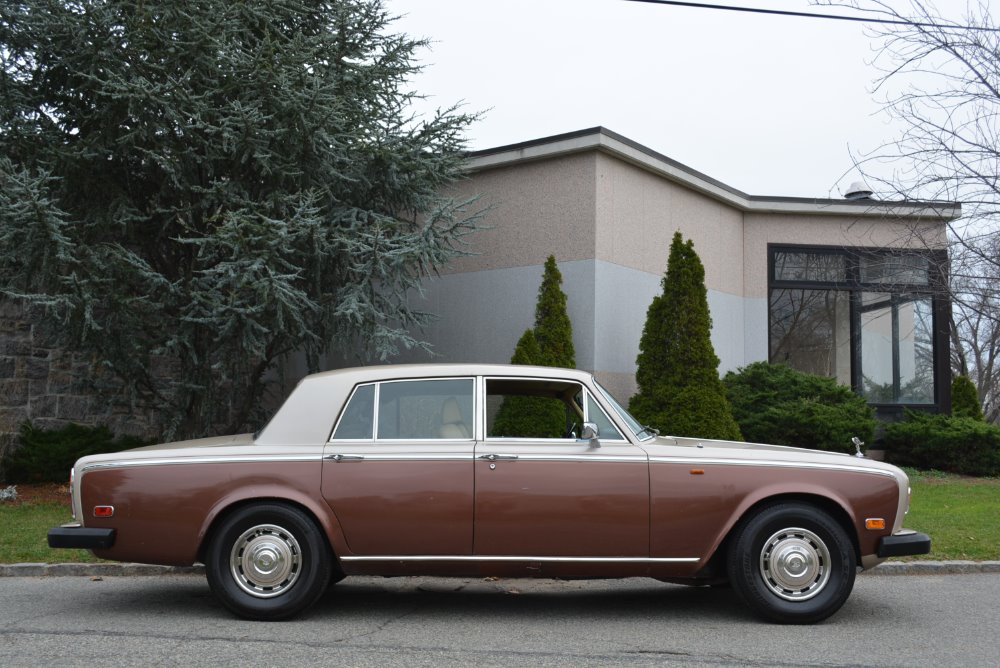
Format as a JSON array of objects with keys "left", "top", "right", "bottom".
[
  {"left": 478, "top": 453, "right": 519, "bottom": 461},
  {"left": 324, "top": 454, "right": 365, "bottom": 462}
]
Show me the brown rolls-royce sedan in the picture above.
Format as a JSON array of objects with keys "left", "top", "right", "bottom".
[{"left": 49, "top": 364, "right": 930, "bottom": 623}]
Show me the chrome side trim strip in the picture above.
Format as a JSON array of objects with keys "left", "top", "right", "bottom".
[
  {"left": 648, "top": 457, "right": 895, "bottom": 477},
  {"left": 511, "top": 454, "right": 646, "bottom": 463},
  {"left": 483, "top": 437, "right": 630, "bottom": 444},
  {"left": 80, "top": 454, "right": 321, "bottom": 472},
  {"left": 328, "top": 453, "right": 645, "bottom": 463},
  {"left": 326, "top": 454, "right": 645, "bottom": 463},
  {"left": 330, "top": 454, "right": 473, "bottom": 462},
  {"left": 80, "top": 453, "right": 882, "bottom": 474},
  {"left": 340, "top": 555, "right": 700, "bottom": 563}
]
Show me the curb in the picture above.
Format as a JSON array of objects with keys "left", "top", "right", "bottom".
[
  {"left": 866, "top": 560, "right": 1000, "bottom": 575},
  {"left": 0, "top": 563, "right": 205, "bottom": 577},
  {"left": 1, "top": 561, "right": 999, "bottom": 577}
]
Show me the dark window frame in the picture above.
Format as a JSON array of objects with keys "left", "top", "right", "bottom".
[{"left": 768, "top": 244, "right": 950, "bottom": 415}]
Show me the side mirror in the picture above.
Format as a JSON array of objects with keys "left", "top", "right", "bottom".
[{"left": 580, "top": 422, "right": 600, "bottom": 448}]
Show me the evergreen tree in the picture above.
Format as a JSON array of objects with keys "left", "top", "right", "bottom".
[
  {"left": 491, "top": 256, "right": 575, "bottom": 437},
  {"left": 0, "top": 0, "right": 482, "bottom": 438},
  {"left": 491, "top": 330, "right": 566, "bottom": 438},
  {"left": 629, "top": 232, "right": 742, "bottom": 440},
  {"left": 952, "top": 375, "right": 985, "bottom": 421},
  {"left": 534, "top": 255, "right": 575, "bottom": 367},
  {"left": 511, "top": 329, "right": 543, "bottom": 367}
]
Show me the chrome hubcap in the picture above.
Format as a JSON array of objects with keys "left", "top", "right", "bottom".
[
  {"left": 759, "top": 527, "right": 830, "bottom": 601},
  {"left": 230, "top": 524, "right": 301, "bottom": 598}
]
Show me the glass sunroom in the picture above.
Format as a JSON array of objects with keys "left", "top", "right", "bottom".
[{"left": 768, "top": 245, "right": 950, "bottom": 417}]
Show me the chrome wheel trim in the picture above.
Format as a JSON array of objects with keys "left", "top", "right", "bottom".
[
  {"left": 759, "top": 527, "right": 831, "bottom": 602},
  {"left": 230, "top": 523, "right": 302, "bottom": 598}
]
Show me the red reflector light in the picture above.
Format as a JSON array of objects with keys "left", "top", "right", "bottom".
[{"left": 93, "top": 506, "right": 115, "bottom": 518}]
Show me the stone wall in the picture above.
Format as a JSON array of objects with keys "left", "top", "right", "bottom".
[{"left": 0, "top": 299, "right": 161, "bottom": 465}]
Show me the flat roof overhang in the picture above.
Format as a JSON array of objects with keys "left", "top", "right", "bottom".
[{"left": 466, "top": 127, "right": 961, "bottom": 221}]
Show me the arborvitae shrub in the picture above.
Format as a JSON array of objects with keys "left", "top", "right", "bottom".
[
  {"left": 491, "top": 256, "right": 576, "bottom": 438},
  {"left": 951, "top": 375, "right": 984, "bottom": 420},
  {"left": 3, "top": 422, "right": 148, "bottom": 483},
  {"left": 534, "top": 255, "right": 575, "bottom": 368},
  {"left": 491, "top": 330, "right": 567, "bottom": 438},
  {"left": 629, "top": 232, "right": 741, "bottom": 440},
  {"left": 723, "top": 362, "right": 876, "bottom": 454}
]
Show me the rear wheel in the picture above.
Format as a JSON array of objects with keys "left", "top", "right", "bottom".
[
  {"left": 206, "top": 503, "right": 331, "bottom": 620},
  {"left": 727, "top": 502, "right": 855, "bottom": 624}
]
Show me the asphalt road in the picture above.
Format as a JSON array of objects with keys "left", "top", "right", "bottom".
[{"left": 0, "top": 573, "right": 994, "bottom": 667}]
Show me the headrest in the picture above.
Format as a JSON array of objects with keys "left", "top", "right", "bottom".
[{"left": 441, "top": 397, "right": 463, "bottom": 424}]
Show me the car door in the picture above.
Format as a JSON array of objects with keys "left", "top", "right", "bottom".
[
  {"left": 321, "top": 377, "right": 476, "bottom": 556},
  {"left": 473, "top": 376, "right": 649, "bottom": 558}
]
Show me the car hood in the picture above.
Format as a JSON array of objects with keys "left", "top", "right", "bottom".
[
  {"left": 643, "top": 434, "right": 900, "bottom": 475},
  {"left": 657, "top": 435, "right": 833, "bottom": 455}
]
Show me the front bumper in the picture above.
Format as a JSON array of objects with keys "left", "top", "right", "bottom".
[
  {"left": 877, "top": 529, "right": 931, "bottom": 558},
  {"left": 48, "top": 524, "right": 116, "bottom": 550}
]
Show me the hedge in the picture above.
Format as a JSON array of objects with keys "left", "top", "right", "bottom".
[
  {"left": 3, "top": 422, "right": 148, "bottom": 483},
  {"left": 723, "top": 362, "right": 876, "bottom": 454},
  {"left": 883, "top": 412, "right": 1000, "bottom": 476}
]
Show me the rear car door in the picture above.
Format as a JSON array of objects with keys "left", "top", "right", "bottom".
[{"left": 321, "top": 377, "right": 476, "bottom": 555}]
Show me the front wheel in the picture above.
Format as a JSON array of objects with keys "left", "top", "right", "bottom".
[
  {"left": 206, "top": 503, "right": 331, "bottom": 620},
  {"left": 727, "top": 502, "right": 856, "bottom": 624}
]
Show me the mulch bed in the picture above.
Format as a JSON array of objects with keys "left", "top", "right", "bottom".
[{"left": 2, "top": 483, "right": 72, "bottom": 506}]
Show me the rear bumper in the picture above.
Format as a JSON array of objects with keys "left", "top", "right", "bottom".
[
  {"left": 877, "top": 529, "right": 931, "bottom": 558},
  {"left": 48, "top": 524, "right": 116, "bottom": 550}
]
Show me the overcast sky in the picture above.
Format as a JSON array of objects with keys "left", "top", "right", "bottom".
[{"left": 385, "top": 0, "right": 969, "bottom": 199}]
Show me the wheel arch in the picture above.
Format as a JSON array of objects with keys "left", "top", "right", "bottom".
[
  {"left": 196, "top": 494, "right": 340, "bottom": 566},
  {"left": 704, "top": 492, "right": 861, "bottom": 574}
]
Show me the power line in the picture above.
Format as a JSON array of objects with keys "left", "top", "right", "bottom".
[{"left": 622, "top": 1, "right": 1000, "bottom": 32}]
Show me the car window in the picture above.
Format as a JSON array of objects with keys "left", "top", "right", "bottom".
[
  {"left": 594, "top": 379, "right": 650, "bottom": 440},
  {"left": 585, "top": 391, "right": 625, "bottom": 441},
  {"left": 377, "top": 378, "right": 474, "bottom": 440},
  {"left": 331, "top": 383, "right": 375, "bottom": 440},
  {"left": 485, "top": 378, "right": 584, "bottom": 439}
]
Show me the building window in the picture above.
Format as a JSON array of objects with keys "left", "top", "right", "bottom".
[{"left": 768, "top": 246, "right": 948, "bottom": 411}]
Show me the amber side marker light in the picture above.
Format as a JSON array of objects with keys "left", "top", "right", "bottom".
[
  {"left": 865, "top": 518, "right": 886, "bottom": 530},
  {"left": 69, "top": 469, "right": 76, "bottom": 521},
  {"left": 93, "top": 506, "right": 115, "bottom": 518},
  {"left": 689, "top": 469, "right": 705, "bottom": 475}
]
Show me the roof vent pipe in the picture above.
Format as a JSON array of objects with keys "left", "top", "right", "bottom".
[{"left": 845, "top": 181, "right": 874, "bottom": 200}]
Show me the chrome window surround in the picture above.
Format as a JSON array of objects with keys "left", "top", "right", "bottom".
[
  {"left": 328, "top": 377, "right": 477, "bottom": 443},
  {"left": 481, "top": 375, "right": 630, "bottom": 443},
  {"left": 330, "top": 382, "right": 376, "bottom": 441},
  {"left": 593, "top": 379, "right": 651, "bottom": 441},
  {"left": 330, "top": 375, "right": 634, "bottom": 445}
]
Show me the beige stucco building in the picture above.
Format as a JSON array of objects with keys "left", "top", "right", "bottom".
[{"left": 391, "top": 127, "right": 960, "bottom": 417}]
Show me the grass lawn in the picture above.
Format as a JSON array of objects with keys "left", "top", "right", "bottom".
[
  {"left": 903, "top": 469, "right": 1000, "bottom": 561},
  {"left": 0, "top": 498, "right": 103, "bottom": 564},
  {"left": 1, "top": 474, "right": 998, "bottom": 563}
]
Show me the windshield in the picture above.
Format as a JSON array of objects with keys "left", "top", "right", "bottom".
[{"left": 593, "top": 379, "right": 653, "bottom": 441}]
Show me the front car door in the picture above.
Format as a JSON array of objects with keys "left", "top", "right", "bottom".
[{"left": 473, "top": 376, "right": 649, "bottom": 563}]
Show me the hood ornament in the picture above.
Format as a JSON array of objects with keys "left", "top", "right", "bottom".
[{"left": 851, "top": 436, "right": 865, "bottom": 458}]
